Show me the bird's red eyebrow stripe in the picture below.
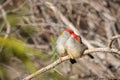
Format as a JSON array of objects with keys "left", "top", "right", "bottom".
[
  {"left": 65, "top": 29, "right": 74, "bottom": 34},
  {"left": 65, "top": 29, "right": 80, "bottom": 42},
  {"left": 73, "top": 34, "right": 81, "bottom": 42}
]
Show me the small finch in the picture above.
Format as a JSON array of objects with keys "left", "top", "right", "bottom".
[
  {"left": 56, "top": 29, "right": 76, "bottom": 64},
  {"left": 65, "top": 32, "right": 94, "bottom": 61},
  {"left": 56, "top": 29, "right": 93, "bottom": 64},
  {"left": 65, "top": 33, "right": 87, "bottom": 60}
]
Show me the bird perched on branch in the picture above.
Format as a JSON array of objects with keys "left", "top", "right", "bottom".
[
  {"left": 56, "top": 29, "right": 73, "bottom": 57},
  {"left": 65, "top": 33, "right": 87, "bottom": 59},
  {"left": 56, "top": 29, "right": 76, "bottom": 64},
  {"left": 56, "top": 29, "right": 93, "bottom": 64}
]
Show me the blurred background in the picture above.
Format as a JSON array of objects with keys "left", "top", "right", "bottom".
[{"left": 0, "top": 0, "right": 120, "bottom": 80}]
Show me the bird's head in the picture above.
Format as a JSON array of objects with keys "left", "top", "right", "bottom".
[
  {"left": 65, "top": 29, "right": 81, "bottom": 43},
  {"left": 72, "top": 33, "right": 81, "bottom": 43},
  {"left": 65, "top": 29, "right": 74, "bottom": 35}
]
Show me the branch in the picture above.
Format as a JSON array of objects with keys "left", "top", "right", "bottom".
[
  {"left": 108, "top": 35, "right": 120, "bottom": 48},
  {"left": 22, "top": 48, "right": 120, "bottom": 80},
  {"left": 84, "top": 48, "right": 119, "bottom": 55},
  {"left": 22, "top": 56, "right": 70, "bottom": 80}
]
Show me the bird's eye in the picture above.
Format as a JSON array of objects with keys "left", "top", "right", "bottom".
[
  {"left": 70, "top": 31, "right": 74, "bottom": 34},
  {"left": 65, "top": 29, "right": 73, "bottom": 34},
  {"left": 78, "top": 36, "right": 82, "bottom": 43}
]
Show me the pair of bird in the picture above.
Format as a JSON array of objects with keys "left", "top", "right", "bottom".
[{"left": 56, "top": 29, "right": 93, "bottom": 64}]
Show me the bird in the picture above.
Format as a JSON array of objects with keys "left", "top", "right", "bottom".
[
  {"left": 65, "top": 32, "right": 88, "bottom": 61},
  {"left": 65, "top": 32, "right": 94, "bottom": 61},
  {"left": 56, "top": 29, "right": 94, "bottom": 64},
  {"left": 56, "top": 29, "right": 76, "bottom": 64}
]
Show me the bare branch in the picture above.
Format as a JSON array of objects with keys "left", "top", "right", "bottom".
[
  {"left": 84, "top": 48, "right": 119, "bottom": 55},
  {"left": 22, "top": 48, "right": 120, "bottom": 80},
  {"left": 22, "top": 55, "right": 70, "bottom": 80},
  {"left": 108, "top": 35, "right": 120, "bottom": 48},
  {"left": 112, "top": 26, "right": 120, "bottom": 48}
]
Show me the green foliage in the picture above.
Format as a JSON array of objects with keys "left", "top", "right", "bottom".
[
  {"left": 31, "top": 48, "right": 49, "bottom": 61},
  {"left": 7, "top": 13, "right": 22, "bottom": 26},
  {"left": 20, "top": 25, "right": 38, "bottom": 38},
  {"left": 50, "top": 36, "right": 65, "bottom": 80},
  {"left": 50, "top": 36, "right": 57, "bottom": 61},
  {"left": 0, "top": 46, "right": 13, "bottom": 62},
  {"left": 0, "top": 37, "right": 28, "bottom": 60},
  {"left": 0, "top": 1, "right": 44, "bottom": 80},
  {"left": 0, "top": 37, "right": 42, "bottom": 80}
]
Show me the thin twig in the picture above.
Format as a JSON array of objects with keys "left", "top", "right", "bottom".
[
  {"left": 112, "top": 27, "right": 120, "bottom": 48},
  {"left": 23, "top": 55, "right": 70, "bottom": 80},
  {"left": 0, "top": 5, "right": 11, "bottom": 38},
  {"left": 22, "top": 48, "right": 120, "bottom": 80},
  {"left": 108, "top": 35, "right": 120, "bottom": 48},
  {"left": 84, "top": 48, "right": 119, "bottom": 55}
]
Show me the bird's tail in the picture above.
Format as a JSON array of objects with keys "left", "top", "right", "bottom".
[
  {"left": 70, "top": 59, "right": 77, "bottom": 64},
  {"left": 88, "top": 54, "right": 94, "bottom": 59}
]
